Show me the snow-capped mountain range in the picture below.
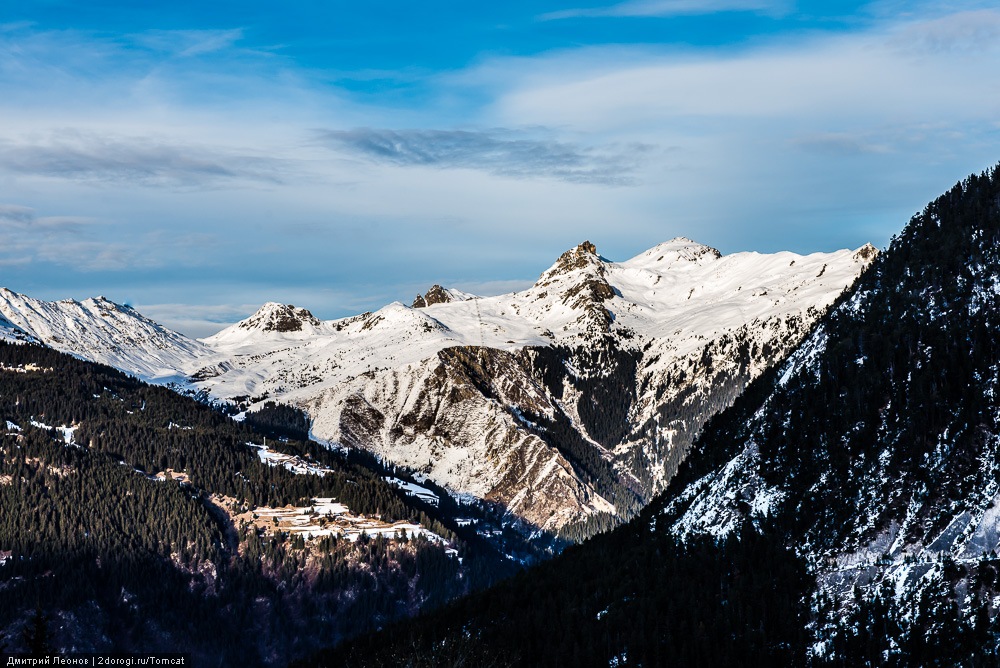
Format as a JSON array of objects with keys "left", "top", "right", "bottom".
[
  {"left": 0, "top": 288, "right": 213, "bottom": 380},
  {"left": 0, "top": 238, "right": 877, "bottom": 537}
]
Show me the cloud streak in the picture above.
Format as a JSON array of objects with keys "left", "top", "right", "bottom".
[
  {"left": 0, "top": 202, "right": 224, "bottom": 273},
  {"left": 540, "top": 0, "right": 788, "bottom": 20},
  {"left": 481, "top": 10, "right": 1000, "bottom": 151},
  {"left": 131, "top": 28, "right": 246, "bottom": 57},
  {"left": 0, "top": 203, "right": 138, "bottom": 271},
  {"left": 317, "top": 127, "right": 648, "bottom": 185},
  {"left": 0, "top": 131, "right": 288, "bottom": 188}
]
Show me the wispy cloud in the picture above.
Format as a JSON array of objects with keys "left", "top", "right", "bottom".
[
  {"left": 0, "top": 203, "right": 139, "bottom": 271},
  {"left": 0, "top": 203, "right": 217, "bottom": 272},
  {"left": 316, "top": 127, "right": 649, "bottom": 185},
  {"left": 490, "top": 11, "right": 1000, "bottom": 130},
  {"left": 35, "top": 242, "right": 141, "bottom": 272},
  {"left": 131, "top": 28, "right": 246, "bottom": 57},
  {"left": 0, "top": 131, "right": 288, "bottom": 188},
  {"left": 0, "top": 204, "right": 97, "bottom": 232},
  {"left": 888, "top": 9, "right": 1000, "bottom": 54},
  {"left": 0, "top": 204, "right": 36, "bottom": 225},
  {"left": 793, "top": 133, "right": 893, "bottom": 156},
  {"left": 540, "top": 0, "right": 788, "bottom": 20}
]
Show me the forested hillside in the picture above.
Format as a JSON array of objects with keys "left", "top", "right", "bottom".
[{"left": 0, "top": 343, "right": 514, "bottom": 665}]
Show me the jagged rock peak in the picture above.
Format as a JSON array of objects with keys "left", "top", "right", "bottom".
[
  {"left": 239, "top": 302, "right": 320, "bottom": 333},
  {"left": 853, "top": 243, "right": 879, "bottom": 262},
  {"left": 411, "top": 285, "right": 477, "bottom": 309},
  {"left": 532, "top": 242, "right": 616, "bottom": 336},
  {"left": 557, "top": 240, "right": 600, "bottom": 269},
  {"left": 85, "top": 296, "right": 126, "bottom": 312},
  {"left": 414, "top": 285, "right": 453, "bottom": 309},
  {"left": 538, "top": 240, "right": 607, "bottom": 284}
]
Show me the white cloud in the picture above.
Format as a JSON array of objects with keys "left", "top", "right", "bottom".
[
  {"left": 887, "top": 8, "right": 1000, "bottom": 53},
  {"left": 135, "top": 302, "right": 260, "bottom": 338},
  {"left": 486, "top": 18, "right": 1000, "bottom": 129}
]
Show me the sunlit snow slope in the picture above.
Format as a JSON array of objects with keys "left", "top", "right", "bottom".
[{"left": 0, "top": 288, "right": 212, "bottom": 382}]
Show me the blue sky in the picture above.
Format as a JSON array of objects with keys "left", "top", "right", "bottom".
[{"left": 2, "top": 1, "right": 999, "bottom": 336}]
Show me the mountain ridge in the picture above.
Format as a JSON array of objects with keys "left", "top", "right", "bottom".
[{"left": 0, "top": 237, "right": 877, "bottom": 541}]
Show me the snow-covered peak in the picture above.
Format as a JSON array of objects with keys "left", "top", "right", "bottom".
[
  {"left": 241, "top": 302, "right": 321, "bottom": 332},
  {"left": 521, "top": 241, "right": 616, "bottom": 334},
  {"left": 536, "top": 240, "right": 606, "bottom": 285},
  {"left": 346, "top": 302, "right": 450, "bottom": 336},
  {"left": 0, "top": 288, "right": 211, "bottom": 382},
  {"left": 205, "top": 302, "right": 323, "bottom": 345},
  {"left": 853, "top": 243, "right": 879, "bottom": 262},
  {"left": 624, "top": 238, "right": 722, "bottom": 270}
]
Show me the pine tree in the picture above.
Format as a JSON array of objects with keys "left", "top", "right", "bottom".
[{"left": 22, "top": 606, "right": 51, "bottom": 656}]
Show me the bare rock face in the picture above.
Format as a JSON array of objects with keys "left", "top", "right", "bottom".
[
  {"left": 412, "top": 285, "right": 452, "bottom": 309},
  {"left": 539, "top": 241, "right": 602, "bottom": 280},
  {"left": 413, "top": 285, "right": 478, "bottom": 309},
  {"left": 308, "top": 346, "right": 618, "bottom": 532}
]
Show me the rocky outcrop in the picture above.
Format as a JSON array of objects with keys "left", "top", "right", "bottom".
[
  {"left": 412, "top": 285, "right": 455, "bottom": 308},
  {"left": 237, "top": 303, "right": 321, "bottom": 333}
]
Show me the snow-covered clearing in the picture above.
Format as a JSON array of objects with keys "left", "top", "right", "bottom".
[
  {"left": 250, "top": 442, "right": 331, "bottom": 476},
  {"left": 239, "top": 497, "right": 453, "bottom": 549},
  {"left": 384, "top": 476, "right": 440, "bottom": 506}
]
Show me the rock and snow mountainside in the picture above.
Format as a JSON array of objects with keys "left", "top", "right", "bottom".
[
  {"left": 412, "top": 285, "right": 476, "bottom": 308},
  {"left": 193, "top": 238, "right": 876, "bottom": 536},
  {"left": 0, "top": 239, "right": 875, "bottom": 539},
  {"left": 658, "top": 168, "right": 1000, "bottom": 661},
  {"left": 0, "top": 310, "right": 37, "bottom": 344},
  {"left": 0, "top": 288, "right": 212, "bottom": 382}
]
